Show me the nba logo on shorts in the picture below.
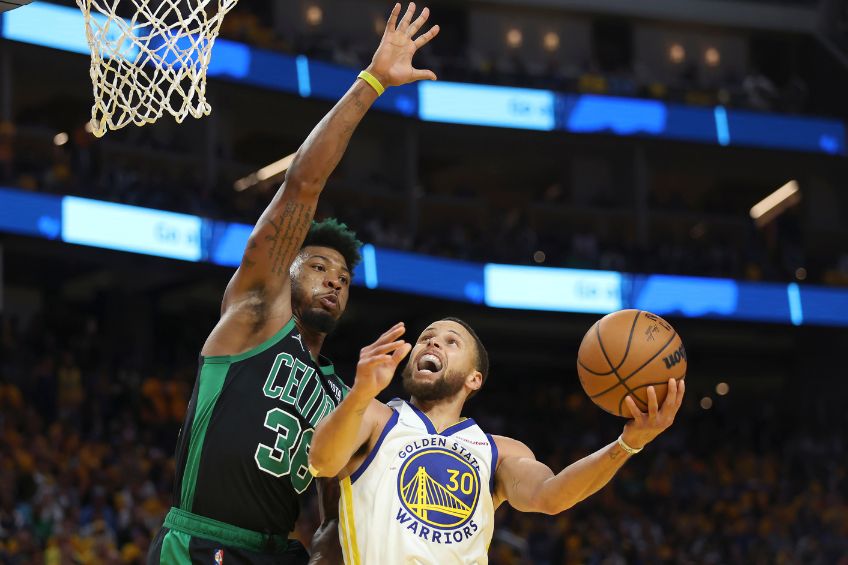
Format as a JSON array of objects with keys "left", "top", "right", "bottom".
[{"left": 214, "top": 549, "right": 224, "bottom": 564}]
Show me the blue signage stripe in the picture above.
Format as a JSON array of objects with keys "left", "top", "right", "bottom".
[
  {"left": 3, "top": 3, "right": 844, "bottom": 155},
  {"left": 2, "top": 186, "right": 848, "bottom": 327}
]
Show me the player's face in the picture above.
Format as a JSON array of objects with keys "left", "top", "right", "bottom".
[
  {"left": 290, "top": 246, "right": 351, "bottom": 334},
  {"left": 401, "top": 320, "right": 480, "bottom": 402}
]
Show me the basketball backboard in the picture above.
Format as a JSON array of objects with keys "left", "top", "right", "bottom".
[{"left": 1, "top": 0, "right": 33, "bottom": 13}]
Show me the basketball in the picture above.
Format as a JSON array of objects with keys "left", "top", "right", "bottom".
[{"left": 577, "top": 310, "right": 687, "bottom": 417}]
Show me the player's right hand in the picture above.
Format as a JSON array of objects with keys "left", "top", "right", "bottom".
[
  {"left": 366, "top": 3, "right": 440, "bottom": 87},
  {"left": 621, "top": 378, "right": 685, "bottom": 449},
  {"left": 353, "top": 322, "right": 412, "bottom": 398}
]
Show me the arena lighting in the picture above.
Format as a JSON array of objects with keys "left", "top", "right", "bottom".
[
  {"left": 506, "top": 28, "right": 522, "bottom": 48},
  {"left": 705, "top": 47, "right": 721, "bottom": 67},
  {"left": 233, "top": 153, "right": 296, "bottom": 192},
  {"left": 53, "top": 132, "right": 69, "bottom": 146},
  {"left": 3, "top": 4, "right": 846, "bottom": 155},
  {"left": 669, "top": 43, "right": 686, "bottom": 64},
  {"left": 5, "top": 185, "right": 848, "bottom": 327},
  {"left": 305, "top": 5, "right": 322, "bottom": 27},
  {"left": 543, "top": 31, "right": 560, "bottom": 52},
  {"left": 750, "top": 180, "right": 801, "bottom": 227}
]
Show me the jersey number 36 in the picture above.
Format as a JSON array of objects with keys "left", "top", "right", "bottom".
[{"left": 254, "top": 408, "right": 313, "bottom": 493}]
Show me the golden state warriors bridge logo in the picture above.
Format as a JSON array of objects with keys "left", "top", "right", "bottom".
[{"left": 396, "top": 447, "right": 480, "bottom": 534}]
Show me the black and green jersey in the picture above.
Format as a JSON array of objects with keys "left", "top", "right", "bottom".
[{"left": 171, "top": 317, "right": 348, "bottom": 536}]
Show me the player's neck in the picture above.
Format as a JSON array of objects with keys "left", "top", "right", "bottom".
[
  {"left": 294, "top": 319, "right": 326, "bottom": 359},
  {"left": 410, "top": 396, "right": 465, "bottom": 433}
]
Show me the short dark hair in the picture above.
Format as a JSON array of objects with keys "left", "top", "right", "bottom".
[
  {"left": 302, "top": 218, "right": 363, "bottom": 271},
  {"left": 441, "top": 317, "right": 489, "bottom": 396}
]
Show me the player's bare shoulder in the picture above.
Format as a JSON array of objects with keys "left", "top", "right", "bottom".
[
  {"left": 200, "top": 282, "right": 292, "bottom": 357},
  {"left": 491, "top": 435, "right": 534, "bottom": 462}
]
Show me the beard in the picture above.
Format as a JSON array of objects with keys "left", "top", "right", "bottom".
[
  {"left": 291, "top": 279, "right": 339, "bottom": 334},
  {"left": 300, "top": 307, "right": 338, "bottom": 334},
  {"left": 401, "top": 362, "right": 466, "bottom": 402}
]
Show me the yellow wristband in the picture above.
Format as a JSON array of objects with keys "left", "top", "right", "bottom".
[{"left": 358, "top": 70, "right": 385, "bottom": 96}]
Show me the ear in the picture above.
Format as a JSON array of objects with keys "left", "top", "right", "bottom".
[{"left": 466, "top": 370, "right": 483, "bottom": 393}]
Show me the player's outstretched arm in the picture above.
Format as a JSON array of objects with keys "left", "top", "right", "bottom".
[
  {"left": 494, "top": 379, "right": 685, "bottom": 515},
  {"left": 219, "top": 3, "right": 440, "bottom": 315},
  {"left": 309, "top": 323, "right": 412, "bottom": 478}
]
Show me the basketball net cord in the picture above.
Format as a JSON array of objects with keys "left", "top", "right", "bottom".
[{"left": 77, "top": 0, "right": 238, "bottom": 137}]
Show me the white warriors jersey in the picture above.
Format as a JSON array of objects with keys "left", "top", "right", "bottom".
[{"left": 338, "top": 399, "right": 498, "bottom": 565}]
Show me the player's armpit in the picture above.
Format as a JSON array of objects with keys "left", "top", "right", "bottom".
[{"left": 492, "top": 435, "right": 558, "bottom": 514}]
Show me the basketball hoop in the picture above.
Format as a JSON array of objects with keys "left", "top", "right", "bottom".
[{"left": 76, "top": 0, "right": 239, "bottom": 137}]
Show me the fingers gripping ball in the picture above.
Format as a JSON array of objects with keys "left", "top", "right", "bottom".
[{"left": 577, "top": 310, "right": 686, "bottom": 417}]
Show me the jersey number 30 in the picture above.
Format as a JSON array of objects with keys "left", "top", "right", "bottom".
[{"left": 254, "top": 408, "right": 313, "bottom": 493}]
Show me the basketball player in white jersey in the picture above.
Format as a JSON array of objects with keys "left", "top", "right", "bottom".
[{"left": 308, "top": 318, "right": 685, "bottom": 564}]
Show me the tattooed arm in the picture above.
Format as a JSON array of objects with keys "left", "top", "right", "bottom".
[
  {"left": 198, "top": 78, "right": 378, "bottom": 356},
  {"left": 492, "top": 379, "right": 685, "bottom": 515},
  {"left": 219, "top": 76, "right": 379, "bottom": 310},
  {"left": 202, "top": 3, "right": 440, "bottom": 356}
]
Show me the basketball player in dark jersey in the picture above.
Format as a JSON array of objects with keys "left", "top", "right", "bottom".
[{"left": 147, "top": 4, "right": 440, "bottom": 563}]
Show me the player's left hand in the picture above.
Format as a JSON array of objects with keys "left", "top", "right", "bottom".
[
  {"left": 352, "top": 322, "right": 413, "bottom": 399},
  {"left": 621, "top": 378, "right": 685, "bottom": 450},
  {"left": 366, "top": 2, "right": 440, "bottom": 87}
]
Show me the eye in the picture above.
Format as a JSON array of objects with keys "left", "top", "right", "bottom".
[
  {"left": 448, "top": 338, "right": 458, "bottom": 346},
  {"left": 312, "top": 264, "right": 326, "bottom": 272},
  {"left": 340, "top": 275, "right": 349, "bottom": 285}
]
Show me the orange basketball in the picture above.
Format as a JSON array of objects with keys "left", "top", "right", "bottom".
[{"left": 577, "top": 309, "right": 687, "bottom": 418}]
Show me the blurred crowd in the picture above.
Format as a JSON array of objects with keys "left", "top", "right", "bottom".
[
  {"left": 2, "top": 119, "right": 846, "bottom": 287},
  {"left": 477, "top": 380, "right": 848, "bottom": 565},
  {"left": 1, "top": 302, "right": 846, "bottom": 564},
  {"left": 216, "top": 4, "right": 813, "bottom": 116},
  {"left": 0, "top": 311, "right": 186, "bottom": 564}
]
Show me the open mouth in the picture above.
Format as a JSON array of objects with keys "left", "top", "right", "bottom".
[{"left": 416, "top": 353, "right": 443, "bottom": 375}]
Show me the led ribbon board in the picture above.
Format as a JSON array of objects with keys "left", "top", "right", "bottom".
[
  {"left": 1, "top": 186, "right": 846, "bottom": 327},
  {"left": 2, "top": 3, "right": 844, "bottom": 155}
]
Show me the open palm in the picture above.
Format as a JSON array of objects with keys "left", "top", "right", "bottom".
[
  {"left": 354, "top": 323, "right": 412, "bottom": 398},
  {"left": 368, "top": 3, "right": 440, "bottom": 87}
]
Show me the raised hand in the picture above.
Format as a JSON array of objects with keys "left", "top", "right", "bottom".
[
  {"left": 621, "top": 378, "right": 685, "bottom": 450},
  {"left": 353, "top": 322, "right": 413, "bottom": 399},
  {"left": 367, "top": 3, "right": 440, "bottom": 87}
]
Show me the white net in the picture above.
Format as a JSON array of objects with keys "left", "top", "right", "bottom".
[{"left": 77, "top": 0, "right": 239, "bottom": 137}]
